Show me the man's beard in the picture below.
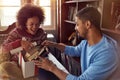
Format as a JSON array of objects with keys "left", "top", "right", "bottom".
[{"left": 75, "top": 31, "right": 85, "bottom": 42}]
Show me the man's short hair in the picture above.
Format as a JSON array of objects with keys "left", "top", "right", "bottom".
[{"left": 76, "top": 7, "right": 101, "bottom": 29}]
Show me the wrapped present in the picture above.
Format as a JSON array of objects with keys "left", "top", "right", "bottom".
[{"left": 25, "top": 46, "right": 49, "bottom": 61}]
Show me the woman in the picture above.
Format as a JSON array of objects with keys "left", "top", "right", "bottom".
[
  {"left": 2, "top": 3, "right": 47, "bottom": 61},
  {"left": 0, "top": 3, "right": 47, "bottom": 79},
  {"left": 3, "top": 3, "right": 46, "bottom": 46}
]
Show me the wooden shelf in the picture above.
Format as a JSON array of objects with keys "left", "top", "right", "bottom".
[
  {"left": 101, "top": 28, "right": 120, "bottom": 35},
  {"left": 101, "top": 28, "right": 120, "bottom": 45},
  {"left": 65, "top": 0, "right": 99, "bottom": 3},
  {"left": 77, "top": 0, "right": 100, "bottom": 2},
  {"left": 60, "top": 0, "right": 101, "bottom": 43},
  {"left": 64, "top": 20, "right": 76, "bottom": 24},
  {"left": 65, "top": 1, "right": 77, "bottom": 3}
]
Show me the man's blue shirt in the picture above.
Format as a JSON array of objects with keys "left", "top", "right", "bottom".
[{"left": 64, "top": 34, "right": 119, "bottom": 80}]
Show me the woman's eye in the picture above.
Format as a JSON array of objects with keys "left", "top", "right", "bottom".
[{"left": 29, "top": 24, "right": 34, "bottom": 26}]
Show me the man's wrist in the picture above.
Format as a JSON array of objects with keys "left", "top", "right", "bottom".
[
  {"left": 49, "top": 64, "right": 57, "bottom": 72},
  {"left": 53, "top": 42, "right": 58, "bottom": 47}
]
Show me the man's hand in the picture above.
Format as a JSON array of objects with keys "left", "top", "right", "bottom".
[
  {"left": 33, "top": 57, "right": 56, "bottom": 72},
  {"left": 33, "top": 56, "right": 68, "bottom": 80},
  {"left": 42, "top": 40, "right": 66, "bottom": 52},
  {"left": 41, "top": 40, "right": 57, "bottom": 47}
]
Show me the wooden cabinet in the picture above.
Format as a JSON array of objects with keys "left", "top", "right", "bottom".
[
  {"left": 59, "top": 0, "right": 100, "bottom": 44},
  {"left": 100, "top": 0, "right": 120, "bottom": 44},
  {"left": 59, "top": 0, "right": 120, "bottom": 44},
  {"left": 102, "top": 0, "right": 120, "bottom": 29}
]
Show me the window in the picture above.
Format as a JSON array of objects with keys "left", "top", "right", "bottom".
[
  {"left": 0, "top": 0, "right": 57, "bottom": 30},
  {"left": 35, "top": 0, "right": 57, "bottom": 30},
  {"left": 0, "top": 0, "right": 20, "bottom": 27}
]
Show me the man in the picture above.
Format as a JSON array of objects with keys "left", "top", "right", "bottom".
[{"left": 33, "top": 7, "right": 120, "bottom": 80}]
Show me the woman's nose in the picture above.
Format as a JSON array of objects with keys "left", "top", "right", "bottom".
[{"left": 33, "top": 24, "right": 40, "bottom": 28}]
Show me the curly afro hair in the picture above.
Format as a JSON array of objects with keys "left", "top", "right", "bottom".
[{"left": 16, "top": 3, "right": 45, "bottom": 29}]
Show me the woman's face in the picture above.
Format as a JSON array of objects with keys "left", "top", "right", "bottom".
[{"left": 26, "top": 16, "right": 40, "bottom": 35}]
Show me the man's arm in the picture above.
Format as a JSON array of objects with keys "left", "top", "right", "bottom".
[
  {"left": 42, "top": 40, "right": 66, "bottom": 52},
  {"left": 33, "top": 57, "right": 68, "bottom": 80},
  {"left": 50, "top": 65, "right": 68, "bottom": 80}
]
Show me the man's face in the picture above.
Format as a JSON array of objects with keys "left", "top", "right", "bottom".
[
  {"left": 75, "top": 17, "right": 88, "bottom": 39},
  {"left": 26, "top": 16, "right": 40, "bottom": 35}
]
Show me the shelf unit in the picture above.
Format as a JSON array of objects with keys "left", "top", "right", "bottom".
[
  {"left": 59, "top": 0, "right": 120, "bottom": 44},
  {"left": 100, "top": 0, "right": 120, "bottom": 45},
  {"left": 60, "top": 0, "right": 100, "bottom": 43},
  {"left": 101, "top": 0, "right": 120, "bottom": 30}
]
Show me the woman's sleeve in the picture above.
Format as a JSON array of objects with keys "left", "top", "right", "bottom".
[
  {"left": 3, "top": 29, "right": 21, "bottom": 45},
  {"left": 2, "top": 39, "right": 21, "bottom": 52}
]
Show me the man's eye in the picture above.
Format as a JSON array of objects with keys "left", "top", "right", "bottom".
[{"left": 76, "top": 24, "right": 78, "bottom": 26}]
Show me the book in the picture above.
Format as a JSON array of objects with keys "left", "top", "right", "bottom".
[
  {"left": 72, "top": 7, "right": 77, "bottom": 21},
  {"left": 68, "top": 6, "right": 76, "bottom": 21}
]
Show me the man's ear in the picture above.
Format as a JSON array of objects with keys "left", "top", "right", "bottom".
[{"left": 85, "top": 20, "right": 91, "bottom": 29}]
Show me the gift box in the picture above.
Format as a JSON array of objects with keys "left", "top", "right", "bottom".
[
  {"left": 19, "top": 53, "right": 38, "bottom": 78},
  {"left": 25, "top": 46, "right": 49, "bottom": 61}
]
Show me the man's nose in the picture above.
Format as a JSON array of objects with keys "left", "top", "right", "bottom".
[{"left": 75, "top": 25, "right": 77, "bottom": 30}]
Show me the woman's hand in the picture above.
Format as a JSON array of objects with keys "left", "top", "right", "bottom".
[{"left": 21, "top": 40, "right": 34, "bottom": 52}]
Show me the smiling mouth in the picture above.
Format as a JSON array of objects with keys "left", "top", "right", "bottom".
[
  {"left": 29, "top": 29, "right": 36, "bottom": 34},
  {"left": 31, "top": 29, "right": 37, "bottom": 32}
]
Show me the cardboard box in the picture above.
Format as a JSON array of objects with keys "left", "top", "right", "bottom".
[
  {"left": 19, "top": 53, "right": 38, "bottom": 78},
  {"left": 19, "top": 51, "right": 68, "bottom": 78}
]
